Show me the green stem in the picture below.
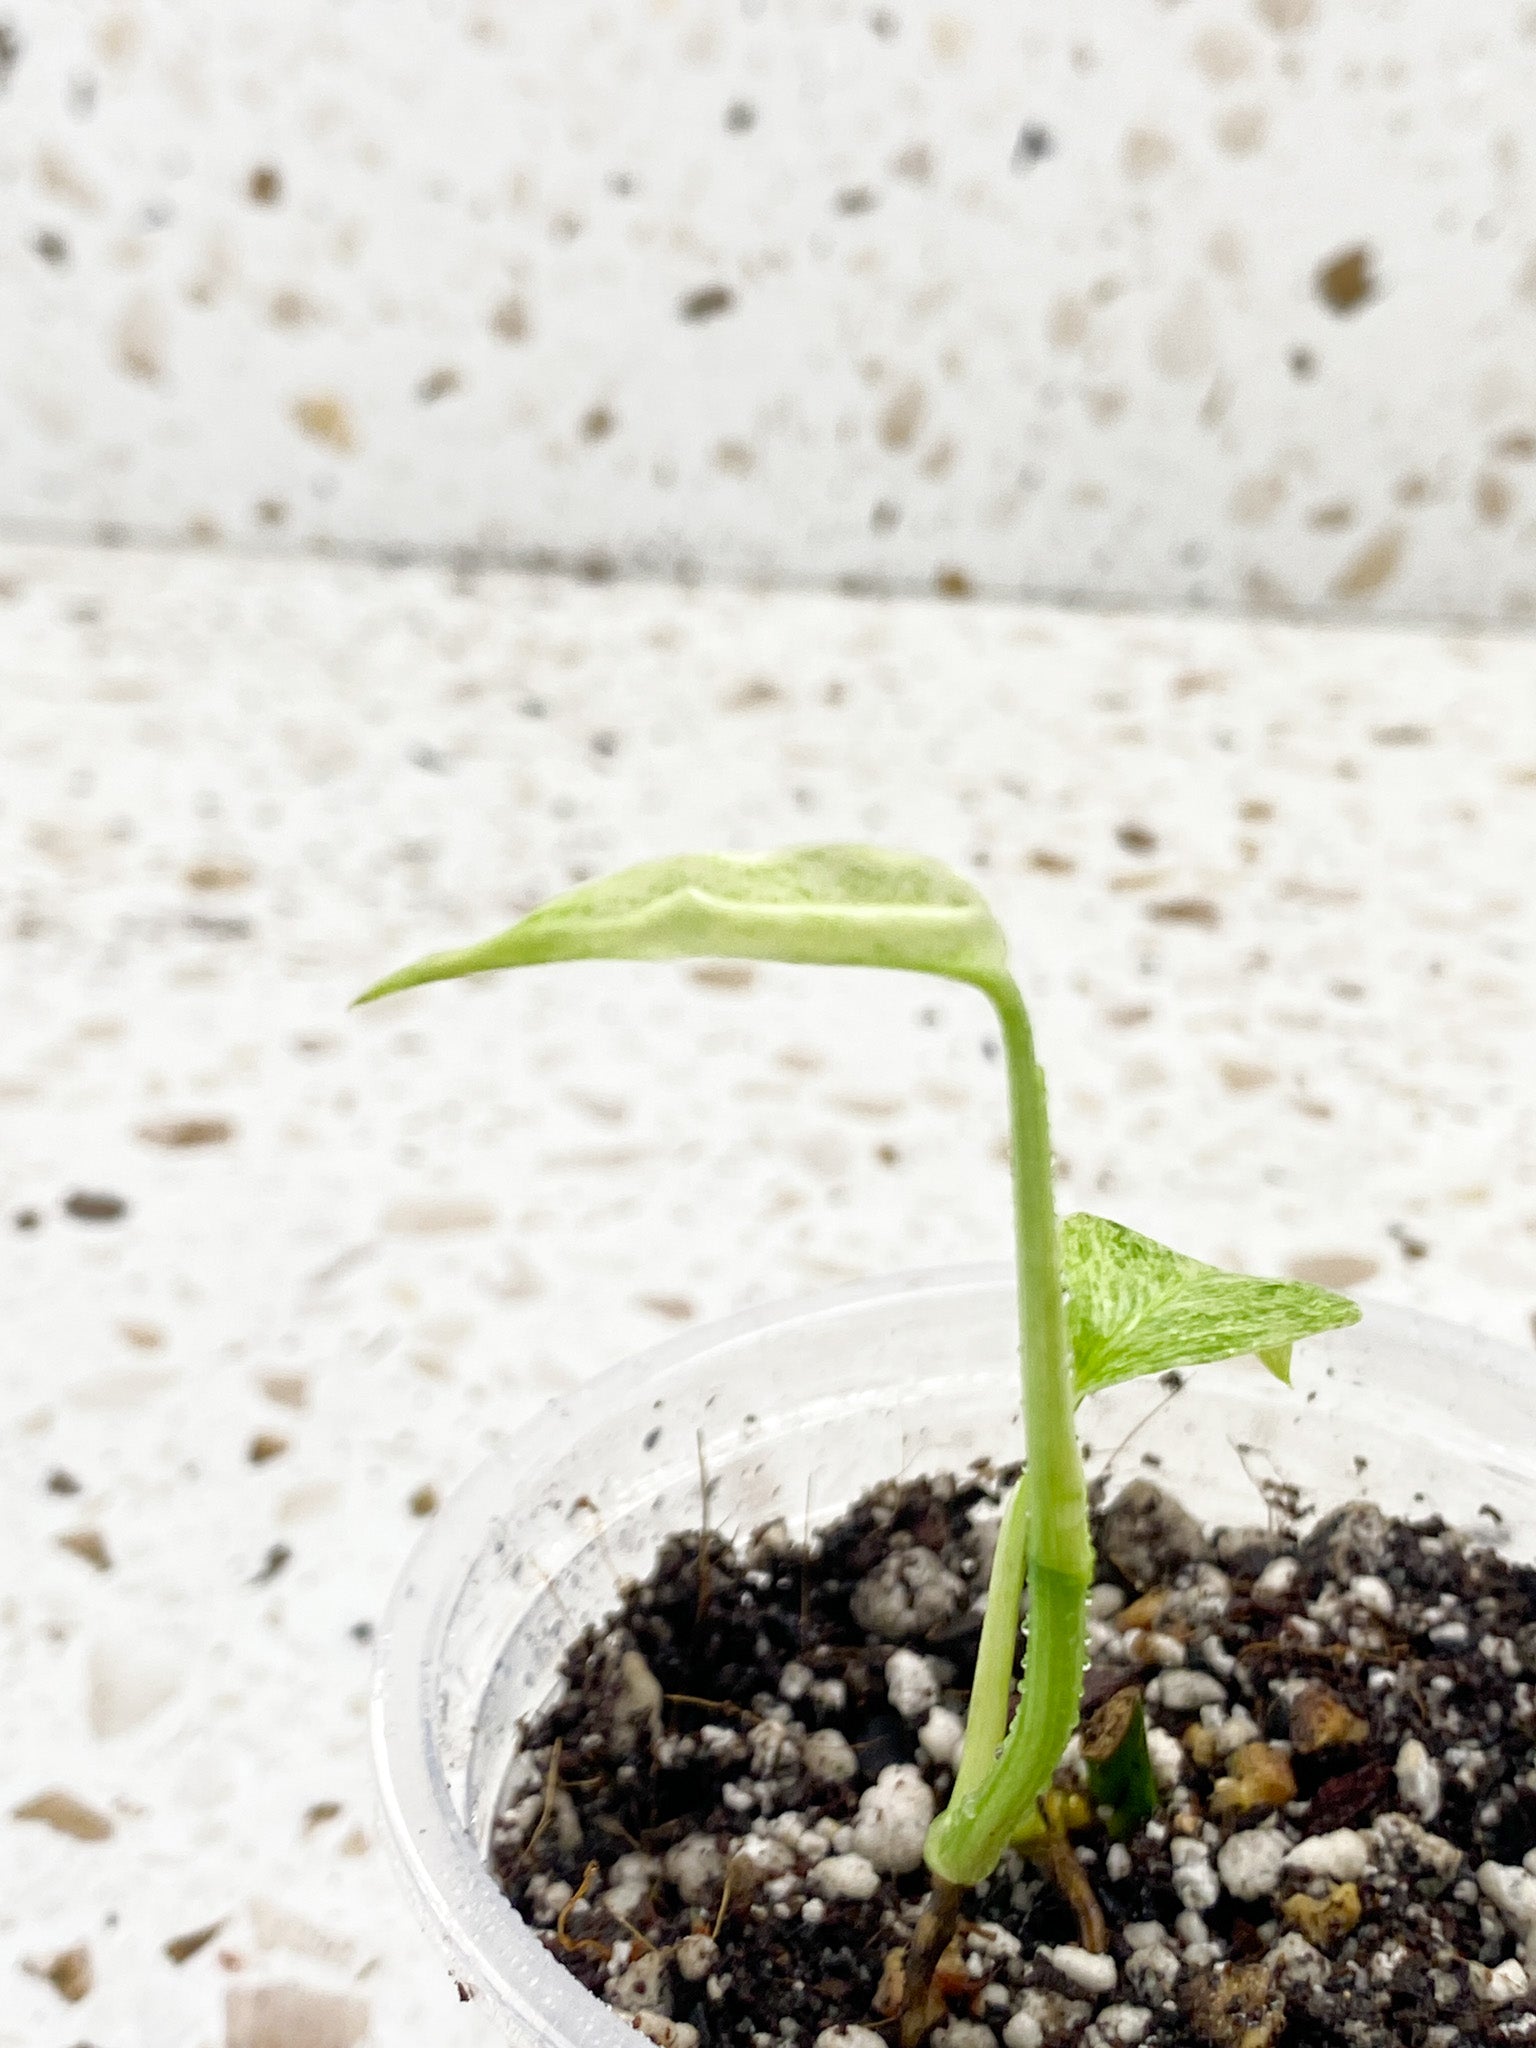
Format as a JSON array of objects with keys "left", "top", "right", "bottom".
[
  {"left": 925, "top": 971, "right": 1092, "bottom": 1889},
  {"left": 948, "top": 1479, "right": 1028, "bottom": 1812}
]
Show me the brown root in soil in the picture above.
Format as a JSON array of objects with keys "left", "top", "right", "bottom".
[
  {"left": 896, "top": 1877, "right": 965, "bottom": 2048},
  {"left": 1037, "top": 1814, "right": 1108, "bottom": 1956}
]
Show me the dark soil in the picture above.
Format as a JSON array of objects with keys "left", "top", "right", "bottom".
[{"left": 492, "top": 1467, "right": 1536, "bottom": 2048}]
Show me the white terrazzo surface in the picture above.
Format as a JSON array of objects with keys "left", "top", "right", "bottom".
[
  {"left": 5, "top": 4, "right": 1536, "bottom": 622},
  {"left": 3, "top": 541, "right": 1536, "bottom": 2046}
]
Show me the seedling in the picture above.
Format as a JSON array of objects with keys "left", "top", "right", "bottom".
[{"left": 356, "top": 846, "right": 1358, "bottom": 1906}]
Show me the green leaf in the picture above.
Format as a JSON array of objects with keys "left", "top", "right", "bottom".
[
  {"left": 353, "top": 845, "right": 1007, "bottom": 1004},
  {"left": 1060, "top": 1212, "right": 1361, "bottom": 1402},
  {"left": 1081, "top": 1686, "right": 1159, "bottom": 1841}
]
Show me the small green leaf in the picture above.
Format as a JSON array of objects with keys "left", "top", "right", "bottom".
[
  {"left": 353, "top": 845, "right": 1007, "bottom": 1004},
  {"left": 1060, "top": 1212, "right": 1361, "bottom": 1401},
  {"left": 1081, "top": 1686, "right": 1159, "bottom": 1841}
]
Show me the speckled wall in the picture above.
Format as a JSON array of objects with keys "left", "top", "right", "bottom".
[{"left": 3, "top": 1, "right": 1536, "bottom": 623}]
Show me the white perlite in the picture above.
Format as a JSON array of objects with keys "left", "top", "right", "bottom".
[
  {"left": 810, "top": 1854, "right": 882, "bottom": 1903},
  {"left": 609, "top": 1951, "right": 670, "bottom": 2014},
  {"left": 1396, "top": 1738, "right": 1442, "bottom": 1822},
  {"left": 815, "top": 2030, "right": 887, "bottom": 2048},
  {"left": 674, "top": 1936, "right": 718, "bottom": 1983},
  {"left": 1472, "top": 1959, "right": 1530, "bottom": 2006},
  {"left": 1217, "top": 1828, "right": 1288, "bottom": 1901},
  {"left": 1124, "top": 1945, "right": 1180, "bottom": 2004},
  {"left": 732, "top": 1836, "right": 794, "bottom": 1882},
  {"left": 1162, "top": 1565, "right": 1232, "bottom": 1633},
  {"left": 1253, "top": 1557, "right": 1299, "bottom": 1602},
  {"left": 1144, "top": 1728, "right": 1185, "bottom": 1791},
  {"left": 932, "top": 2024, "right": 997, "bottom": 2048},
  {"left": 1170, "top": 1839, "right": 1220, "bottom": 1913},
  {"left": 526, "top": 1872, "right": 573, "bottom": 1922},
  {"left": 778, "top": 1661, "right": 813, "bottom": 1702},
  {"left": 1349, "top": 1574, "right": 1396, "bottom": 1619},
  {"left": 850, "top": 1764, "right": 934, "bottom": 1875},
  {"left": 803, "top": 1729, "right": 859, "bottom": 1785},
  {"left": 1008, "top": 1991, "right": 1091, "bottom": 2047},
  {"left": 664, "top": 1834, "right": 726, "bottom": 1906},
  {"left": 1092, "top": 2009, "right": 1152, "bottom": 2046},
  {"left": 1042, "top": 1945, "right": 1118, "bottom": 1996},
  {"left": 919, "top": 1707, "right": 967, "bottom": 1771},
  {"left": 1268, "top": 1932, "right": 1328, "bottom": 1991},
  {"left": 1001, "top": 2017, "right": 1042, "bottom": 2048},
  {"left": 885, "top": 1648, "right": 941, "bottom": 1722},
  {"left": 1371, "top": 1813, "right": 1462, "bottom": 1883},
  {"left": 749, "top": 1717, "right": 803, "bottom": 1778},
  {"left": 1145, "top": 1670, "right": 1226, "bottom": 1712},
  {"left": 1123, "top": 1923, "right": 1170, "bottom": 1951},
  {"left": 1283, "top": 1829, "right": 1369, "bottom": 1883},
  {"left": 1203, "top": 1705, "right": 1262, "bottom": 1758},
  {"left": 851, "top": 1548, "right": 965, "bottom": 1640},
  {"left": 1479, "top": 1861, "right": 1536, "bottom": 1963},
  {"left": 969, "top": 1923, "right": 1023, "bottom": 1965},
  {"left": 603, "top": 1850, "right": 661, "bottom": 1919},
  {"left": 633, "top": 2018, "right": 699, "bottom": 2048}
]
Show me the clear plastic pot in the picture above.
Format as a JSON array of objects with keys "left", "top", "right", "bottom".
[{"left": 370, "top": 1265, "right": 1536, "bottom": 2046}]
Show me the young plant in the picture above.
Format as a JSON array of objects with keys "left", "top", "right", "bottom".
[{"left": 356, "top": 846, "right": 1358, "bottom": 1896}]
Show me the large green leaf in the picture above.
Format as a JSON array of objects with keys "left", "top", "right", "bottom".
[
  {"left": 1060, "top": 1212, "right": 1361, "bottom": 1400},
  {"left": 353, "top": 845, "right": 1007, "bottom": 1003}
]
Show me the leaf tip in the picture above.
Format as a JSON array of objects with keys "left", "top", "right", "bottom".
[
  {"left": 349, "top": 969, "right": 412, "bottom": 1008},
  {"left": 1256, "top": 1343, "right": 1293, "bottom": 1386},
  {"left": 349, "top": 949, "right": 464, "bottom": 1008}
]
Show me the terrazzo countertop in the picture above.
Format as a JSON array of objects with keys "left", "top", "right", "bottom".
[
  {"left": 6, "top": 3, "right": 1536, "bottom": 622},
  {"left": 3, "top": 541, "right": 1535, "bottom": 2048}
]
